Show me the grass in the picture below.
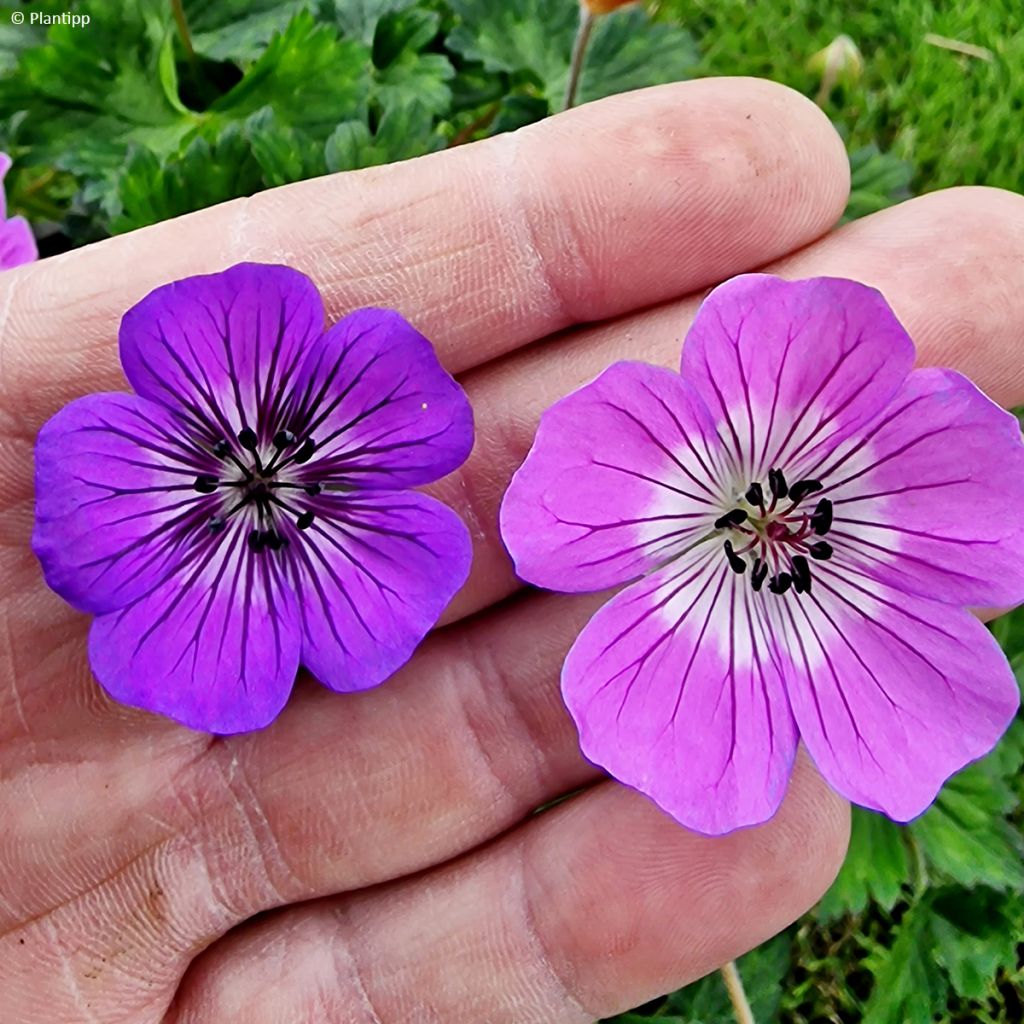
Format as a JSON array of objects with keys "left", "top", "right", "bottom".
[{"left": 656, "top": 0, "right": 1024, "bottom": 194}]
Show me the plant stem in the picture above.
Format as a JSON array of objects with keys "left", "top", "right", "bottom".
[
  {"left": 170, "top": 0, "right": 196, "bottom": 63},
  {"left": 563, "top": 6, "right": 595, "bottom": 111},
  {"left": 720, "top": 961, "right": 756, "bottom": 1024}
]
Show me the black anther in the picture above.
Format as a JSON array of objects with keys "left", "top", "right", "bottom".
[
  {"left": 724, "top": 539, "right": 746, "bottom": 574},
  {"left": 305, "top": 482, "right": 322, "bottom": 496},
  {"left": 273, "top": 429, "right": 296, "bottom": 449},
  {"left": 238, "top": 427, "right": 259, "bottom": 451},
  {"left": 768, "top": 468, "right": 789, "bottom": 500},
  {"left": 247, "top": 528, "right": 265, "bottom": 553},
  {"left": 212, "top": 439, "right": 231, "bottom": 458},
  {"left": 297, "top": 510, "right": 315, "bottom": 531},
  {"left": 745, "top": 482, "right": 764, "bottom": 507},
  {"left": 750, "top": 558, "right": 769, "bottom": 592},
  {"left": 789, "top": 479, "right": 823, "bottom": 504},
  {"left": 791, "top": 555, "right": 812, "bottom": 594},
  {"left": 293, "top": 437, "right": 317, "bottom": 464},
  {"left": 810, "top": 498, "right": 834, "bottom": 535},
  {"left": 208, "top": 516, "right": 225, "bottom": 534},
  {"left": 714, "top": 508, "right": 748, "bottom": 530},
  {"left": 264, "top": 529, "right": 287, "bottom": 551},
  {"left": 194, "top": 474, "right": 219, "bottom": 493},
  {"left": 768, "top": 572, "right": 792, "bottom": 595},
  {"left": 809, "top": 541, "right": 833, "bottom": 561}
]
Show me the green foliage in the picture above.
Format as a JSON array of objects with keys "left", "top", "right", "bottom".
[
  {"left": 1, "top": 0, "right": 704, "bottom": 242},
  {"left": 660, "top": 0, "right": 1024, "bottom": 194},
  {"left": 447, "top": 0, "right": 696, "bottom": 109}
]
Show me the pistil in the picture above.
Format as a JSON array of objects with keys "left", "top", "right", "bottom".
[{"left": 713, "top": 466, "right": 835, "bottom": 596}]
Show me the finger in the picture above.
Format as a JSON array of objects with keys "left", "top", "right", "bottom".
[
  {"left": 0, "top": 590, "right": 604, "bottom": 1024},
  {"left": 0, "top": 78, "right": 848, "bottom": 416},
  {"left": 445, "top": 186, "right": 1024, "bottom": 620},
  {"left": 164, "top": 757, "right": 848, "bottom": 1024}
]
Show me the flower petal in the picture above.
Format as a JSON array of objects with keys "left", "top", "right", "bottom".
[
  {"left": 89, "top": 532, "right": 301, "bottom": 733},
  {"left": 286, "top": 491, "right": 471, "bottom": 692},
  {"left": 680, "top": 275, "right": 915, "bottom": 482},
  {"left": 814, "top": 367, "right": 1024, "bottom": 606},
  {"left": 0, "top": 214, "right": 37, "bottom": 270},
  {"left": 779, "top": 565, "right": 1020, "bottom": 821},
  {"left": 119, "top": 263, "right": 324, "bottom": 441},
  {"left": 33, "top": 393, "right": 217, "bottom": 614},
  {"left": 562, "top": 545, "right": 799, "bottom": 835},
  {"left": 286, "top": 308, "right": 473, "bottom": 488},
  {"left": 500, "top": 362, "right": 727, "bottom": 592}
]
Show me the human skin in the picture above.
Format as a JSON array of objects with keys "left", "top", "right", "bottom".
[{"left": 1, "top": 77, "right": 1022, "bottom": 1022}]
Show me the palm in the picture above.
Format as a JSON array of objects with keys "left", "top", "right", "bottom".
[{"left": 2, "top": 79, "right": 1021, "bottom": 1022}]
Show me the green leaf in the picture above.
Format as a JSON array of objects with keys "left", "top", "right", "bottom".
[
  {"left": 929, "top": 888, "right": 1021, "bottom": 1000},
  {"left": 245, "top": 108, "right": 326, "bottom": 188},
  {"left": 446, "top": 0, "right": 577, "bottom": 99},
  {"left": 324, "top": 100, "right": 443, "bottom": 173},
  {"left": 447, "top": 0, "right": 696, "bottom": 110},
  {"left": 861, "top": 900, "right": 946, "bottom": 1024},
  {"left": 212, "top": 12, "right": 372, "bottom": 135},
  {"left": 12, "top": 0, "right": 198, "bottom": 188},
  {"left": 908, "top": 727, "right": 1024, "bottom": 892},
  {"left": 183, "top": 0, "right": 319, "bottom": 63},
  {"left": 334, "top": 0, "right": 421, "bottom": 47},
  {"left": 576, "top": 7, "right": 698, "bottom": 105},
  {"left": 109, "top": 123, "right": 262, "bottom": 234},
  {"left": 372, "top": 8, "right": 454, "bottom": 117},
  {"left": 655, "top": 934, "right": 792, "bottom": 1024},
  {"left": 844, "top": 143, "right": 914, "bottom": 221},
  {"left": 815, "top": 808, "right": 910, "bottom": 922},
  {"left": 861, "top": 887, "right": 1020, "bottom": 1020}
]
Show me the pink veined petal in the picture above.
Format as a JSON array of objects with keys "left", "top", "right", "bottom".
[
  {"left": 561, "top": 543, "right": 799, "bottom": 835},
  {"left": 0, "top": 214, "right": 37, "bottom": 270},
  {"left": 777, "top": 562, "right": 1020, "bottom": 822},
  {"left": 680, "top": 275, "right": 915, "bottom": 483},
  {"left": 33, "top": 392, "right": 218, "bottom": 614},
  {"left": 285, "top": 308, "right": 473, "bottom": 488},
  {"left": 89, "top": 529, "right": 301, "bottom": 734},
  {"left": 810, "top": 367, "right": 1024, "bottom": 607},
  {"left": 500, "top": 361, "right": 729, "bottom": 593},
  {"left": 119, "top": 263, "right": 324, "bottom": 441},
  {"left": 285, "top": 491, "right": 471, "bottom": 693}
]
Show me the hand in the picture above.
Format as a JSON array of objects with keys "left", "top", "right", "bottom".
[{"left": 1, "top": 77, "right": 1020, "bottom": 1022}]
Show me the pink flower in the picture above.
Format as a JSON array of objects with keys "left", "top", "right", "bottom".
[{"left": 500, "top": 275, "right": 1024, "bottom": 835}]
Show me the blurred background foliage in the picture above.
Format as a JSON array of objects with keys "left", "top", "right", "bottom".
[{"left": 2, "top": 1, "right": 1022, "bottom": 1020}]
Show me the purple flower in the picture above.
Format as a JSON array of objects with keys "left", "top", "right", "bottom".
[
  {"left": 33, "top": 263, "right": 473, "bottom": 733},
  {"left": 0, "top": 153, "right": 38, "bottom": 270},
  {"left": 501, "top": 275, "right": 1024, "bottom": 835}
]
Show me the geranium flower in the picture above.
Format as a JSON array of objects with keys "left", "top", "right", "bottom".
[
  {"left": 33, "top": 263, "right": 473, "bottom": 733},
  {"left": 501, "top": 275, "right": 1024, "bottom": 835},
  {"left": 0, "top": 152, "right": 38, "bottom": 270}
]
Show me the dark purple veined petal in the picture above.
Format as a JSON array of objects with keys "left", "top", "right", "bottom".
[
  {"left": 500, "top": 362, "right": 728, "bottom": 593},
  {"left": 283, "top": 490, "right": 471, "bottom": 693},
  {"left": 777, "top": 562, "right": 1019, "bottom": 821},
  {"left": 89, "top": 527, "right": 301, "bottom": 733},
  {"left": 813, "top": 367, "right": 1024, "bottom": 607},
  {"left": 561, "top": 543, "right": 799, "bottom": 835},
  {"left": 33, "top": 392, "right": 217, "bottom": 614},
  {"left": 119, "top": 263, "right": 324, "bottom": 443},
  {"left": 680, "top": 275, "right": 914, "bottom": 482},
  {"left": 282, "top": 308, "right": 472, "bottom": 488}
]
